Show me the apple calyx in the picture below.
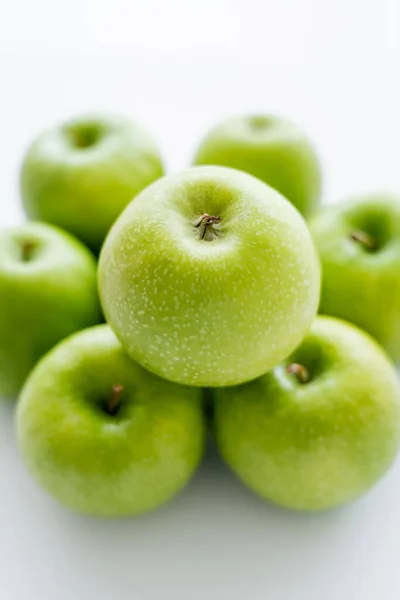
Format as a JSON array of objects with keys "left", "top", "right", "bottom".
[
  {"left": 350, "top": 230, "right": 377, "bottom": 251},
  {"left": 21, "top": 241, "right": 36, "bottom": 262},
  {"left": 286, "top": 363, "right": 310, "bottom": 384},
  {"left": 107, "top": 384, "right": 124, "bottom": 415},
  {"left": 194, "top": 214, "right": 221, "bottom": 241},
  {"left": 248, "top": 115, "right": 271, "bottom": 130},
  {"left": 66, "top": 125, "right": 99, "bottom": 149}
]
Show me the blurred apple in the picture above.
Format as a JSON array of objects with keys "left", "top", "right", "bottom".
[
  {"left": 0, "top": 222, "right": 101, "bottom": 398},
  {"left": 193, "top": 114, "right": 322, "bottom": 216},
  {"left": 20, "top": 113, "right": 164, "bottom": 253},
  {"left": 309, "top": 193, "right": 400, "bottom": 363}
]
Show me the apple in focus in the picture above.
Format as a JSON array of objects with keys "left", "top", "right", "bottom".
[
  {"left": 193, "top": 114, "right": 322, "bottom": 216},
  {"left": 213, "top": 316, "right": 400, "bottom": 511},
  {"left": 20, "top": 113, "right": 164, "bottom": 253},
  {"left": 17, "top": 325, "right": 206, "bottom": 517},
  {"left": 0, "top": 222, "right": 101, "bottom": 398},
  {"left": 99, "top": 166, "right": 321, "bottom": 387}
]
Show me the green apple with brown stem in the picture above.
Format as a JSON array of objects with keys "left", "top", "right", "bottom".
[
  {"left": 17, "top": 325, "right": 206, "bottom": 517},
  {"left": 309, "top": 193, "right": 400, "bottom": 363},
  {"left": 99, "top": 166, "right": 321, "bottom": 387},
  {"left": 213, "top": 316, "right": 400, "bottom": 511}
]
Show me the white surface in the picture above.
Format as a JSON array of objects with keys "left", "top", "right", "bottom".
[{"left": 1, "top": 1, "right": 400, "bottom": 599}]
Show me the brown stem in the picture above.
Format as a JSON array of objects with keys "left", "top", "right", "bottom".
[
  {"left": 194, "top": 214, "right": 221, "bottom": 241},
  {"left": 286, "top": 363, "right": 310, "bottom": 384},
  {"left": 21, "top": 241, "right": 36, "bottom": 262},
  {"left": 70, "top": 131, "right": 86, "bottom": 148},
  {"left": 108, "top": 384, "right": 124, "bottom": 415},
  {"left": 66, "top": 126, "right": 98, "bottom": 149},
  {"left": 350, "top": 230, "right": 377, "bottom": 251}
]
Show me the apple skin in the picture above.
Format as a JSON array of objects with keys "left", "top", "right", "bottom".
[
  {"left": 193, "top": 114, "right": 322, "bottom": 217},
  {"left": 20, "top": 114, "right": 164, "bottom": 253},
  {"left": 99, "top": 166, "right": 321, "bottom": 387},
  {"left": 0, "top": 222, "right": 101, "bottom": 398},
  {"left": 309, "top": 193, "right": 400, "bottom": 363},
  {"left": 17, "top": 325, "right": 206, "bottom": 517},
  {"left": 213, "top": 316, "right": 400, "bottom": 511}
]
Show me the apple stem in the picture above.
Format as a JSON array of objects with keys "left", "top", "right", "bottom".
[
  {"left": 21, "top": 241, "right": 36, "bottom": 262},
  {"left": 194, "top": 214, "right": 221, "bottom": 241},
  {"left": 350, "top": 230, "right": 377, "bottom": 251},
  {"left": 108, "top": 384, "right": 124, "bottom": 415},
  {"left": 66, "top": 126, "right": 98, "bottom": 149},
  {"left": 286, "top": 363, "right": 310, "bottom": 384},
  {"left": 71, "top": 131, "right": 86, "bottom": 148}
]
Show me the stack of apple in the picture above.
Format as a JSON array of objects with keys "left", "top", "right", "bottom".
[{"left": 2, "top": 113, "right": 400, "bottom": 517}]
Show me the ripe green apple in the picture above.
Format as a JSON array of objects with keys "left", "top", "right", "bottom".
[
  {"left": 213, "top": 316, "right": 400, "bottom": 511},
  {"left": 309, "top": 193, "right": 400, "bottom": 363},
  {"left": 0, "top": 222, "right": 101, "bottom": 398},
  {"left": 193, "top": 114, "right": 322, "bottom": 216},
  {"left": 20, "top": 113, "right": 164, "bottom": 253},
  {"left": 17, "top": 325, "right": 206, "bottom": 517},
  {"left": 99, "top": 165, "right": 321, "bottom": 387}
]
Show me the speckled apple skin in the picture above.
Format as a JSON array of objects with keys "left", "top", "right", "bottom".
[
  {"left": 309, "top": 193, "right": 400, "bottom": 364},
  {"left": 0, "top": 222, "right": 101, "bottom": 398},
  {"left": 214, "top": 316, "right": 400, "bottom": 511},
  {"left": 99, "top": 166, "right": 321, "bottom": 387},
  {"left": 17, "top": 325, "right": 206, "bottom": 517},
  {"left": 193, "top": 114, "right": 322, "bottom": 217}
]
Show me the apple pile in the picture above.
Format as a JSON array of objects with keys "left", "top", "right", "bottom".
[{"left": 1, "top": 112, "right": 399, "bottom": 517}]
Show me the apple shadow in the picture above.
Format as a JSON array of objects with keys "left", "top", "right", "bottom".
[{"left": 3, "top": 394, "right": 400, "bottom": 599}]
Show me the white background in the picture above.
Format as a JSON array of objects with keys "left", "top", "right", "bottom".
[{"left": 1, "top": 1, "right": 400, "bottom": 599}]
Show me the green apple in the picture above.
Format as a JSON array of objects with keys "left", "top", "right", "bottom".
[
  {"left": 213, "top": 316, "right": 400, "bottom": 511},
  {"left": 17, "top": 325, "right": 206, "bottom": 517},
  {"left": 20, "top": 113, "right": 164, "bottom": 253},
  {"left": 309, "top": 193, "right": 400, "bottom": 363},
  {"left": 99, "top": 166, "right": 321, "bottom": 387},
  {"left": 0, "top": 222, "right": 101, "bottom": 398},
  {"left": 193, "top": 114, "right": 322, "bottom": 216}
]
